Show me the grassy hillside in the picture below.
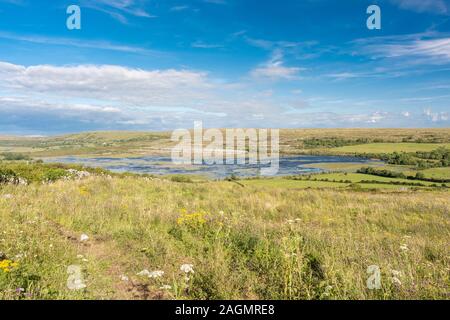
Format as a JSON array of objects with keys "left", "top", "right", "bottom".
[
  {"left": 1, "top": 174, "right": 449, "bottom": 300},
  {"left": 1, "top": 128, "right": 449, "bottom": 158}
]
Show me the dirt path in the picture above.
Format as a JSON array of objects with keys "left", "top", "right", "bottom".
[{"left": 45, "top": 219, "right": 163, "bottom": 300}]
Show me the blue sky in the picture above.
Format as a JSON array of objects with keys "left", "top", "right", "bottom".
[{"left": 0, "top": 0, "right": 449, "bottom": 135}]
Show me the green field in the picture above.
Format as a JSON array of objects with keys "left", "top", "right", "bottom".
[
  {"left": 330, "top": 143, "right": 450, "bottom": 154},
  {"left": 411, "top": 167, "right": 450, "bottom": 179},
  {"left": 241, "top": 174, "right": 448, "bottom": 190}
]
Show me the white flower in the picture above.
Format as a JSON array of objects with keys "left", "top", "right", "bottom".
[
  {"left": 391, "top": 277, "right": 402, "bottom": 286},
  {"left": 137, "top": 269, "right": 151, "bottom": 277},
  {"left": 149, "top": 270, "right": 164, "bottom": 278},
  {"left": 70, "top": 279, "right": 87, "bottom": 290},
  {"left": 80, "top": 234, "right": 89, "bottom": 242},
  {"left": 180, "top": 264, "right": 194, "bottom": 274},
  {"left": 391, "top": 270, "right": 402, "bottom": 277},
  {"left": 160, "top": 285, "right": 172, "bottom": 290},
  {"left": 120, "top": 275, "right": 129, "bottom": 282},
  {"left": 400, "top": 244, "right": 409, "bottom": 251}
]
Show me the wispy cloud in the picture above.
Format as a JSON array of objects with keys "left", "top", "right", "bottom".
[
  {"left": 0, "top": 31, "right": 160, "bottom": 55},
  {"left": 203, "top": 0, "right": 228, "bottom": 5},
  {"left": 191, "top": 41, "right": 223, "bottom": 49},
  {"left": 0, "top": 0, "right": 26, "bottom": 5},
  {"left": 390, "top": 0, "right": 449, "bottom": 15},
  {"left": 80, "top": 0, "right": 156, "bottom": 24},
  {"left": 250, "top": 50, "right": 303, "bottom": 81},
  {"left": 170, "top": 5, "right": 189, "bottom": 12},
  {"left": 353, "top": 32, "right": 450, "bottom": 64}
]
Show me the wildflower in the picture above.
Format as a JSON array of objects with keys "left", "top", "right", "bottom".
[
  {"left": 137, "top": 269, "right": 151, "bottom": 277},
  {"left": 391, "top": 277, "right": 402, "bottom": 286},
  {"left": 180, "top": 264, "right": 194, "bottom": 274},
  {"left": 15, "top": 288, "right": 25, "bottom": 294},
  {"left": 0, "top": 259, "right": 19, "bottom": 273},
  {"left": 177, "top": 210, "right": 207, "bottom": 227},
  {"left": 160, "top": 285, "right": 172, "bottom": 290},
  {"left": 391, "top": 270, "right": 402, "bottom": 277},
  {"left": 400, "top": 244, "right": 409, "bottom": 252},
  {"left": 149, "top": 270, "right": 165, "bottom": 278},
  {"left": 78, "top": 186, "right": 89, "bottom": 195},
  {"left": 322, "top": 285, "right": 333, "bottom": 297},
  {"left": 80, "top": 234, "right": 89, "bottom": 242},
  {"left": 120, "top": 275, "right": 129, "bottom": 282}
]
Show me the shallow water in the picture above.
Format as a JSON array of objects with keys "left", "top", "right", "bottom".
[{"left": 44, "top": 155, "right": 377, "bottom": 178}]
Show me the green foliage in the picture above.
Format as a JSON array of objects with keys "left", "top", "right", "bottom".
[
  {"left": 1, "top": 153, "right": 31, "bottom": 161},
  {"left": 170, "top": 175, "right": 193, "bottom": 183}
]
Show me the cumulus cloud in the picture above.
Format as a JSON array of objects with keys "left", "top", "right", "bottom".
[
  {"left": 0, "top": 61, "right": 213, "bottom": 106},
  {"left": 1, "top": 60, "right": 447, "bottom": 134}
]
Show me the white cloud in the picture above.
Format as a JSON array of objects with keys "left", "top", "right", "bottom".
[
  {"left": 80, "top": 0, "right": 156, "bottom": 24},
  {"left": 203, "top": 0, "right": 227, "bottom": 5},
  {"left": 0, "top": 31, "right": 159, "bottom": 55},
  {"left": 0, "top": 61, "right": 213, "bottom": 107},
  {"left": 354, "top": 33, "right": 450, "bottom": 64},
  {"left": 423, "top": 108, "right": 449, "bottom": 121},
  {"left": 1, "top": 61, "right": 447, "bottom": 133},
  {"left": 402, "top": 111, "right": 411, "bottom": 117},
  {"left": 250, "top": 50, "right": 302, "bottom": 80},
  {"left": 191, "top": 41, "right": 224, "bottom": 49},
  {"left": 170, "top": 5, "right": 189, "bottom": 12}
]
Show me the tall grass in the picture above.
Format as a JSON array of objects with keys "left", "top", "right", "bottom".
[{"left": 1, "top": 176, "right": 449, "bottom": 299}]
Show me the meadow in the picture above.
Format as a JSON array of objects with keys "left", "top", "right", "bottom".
[
  {"left": 1, "top": 174, "right": 449, "bottom": 300},
  {"left": 1, "top": 128, "right": 449, "bottom": 300}
]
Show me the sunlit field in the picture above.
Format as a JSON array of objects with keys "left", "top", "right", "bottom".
[
  {"left": 0, "top": 172, "right": 449, "bottom": 300},
  {"left": 1, "top": 129, "right": 449, "bottom": 300}
]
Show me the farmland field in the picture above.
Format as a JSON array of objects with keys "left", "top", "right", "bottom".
[{"left": 330, "top": 143, "right": 450, "bottom": 154}]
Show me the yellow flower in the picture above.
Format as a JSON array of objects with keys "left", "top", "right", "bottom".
[
  {"left": 78, "top": 186, "right": 89, "bottom": 196},
  {"left": 0, "top": 259, "right": 19, "bottom": 273},
  {"left": 177, "top": 210, "right": 207, "bottom": 227}
]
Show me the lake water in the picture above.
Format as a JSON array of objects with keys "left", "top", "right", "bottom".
[{"left": 44, "top": 155, "right": 377, "bottom": 178}]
